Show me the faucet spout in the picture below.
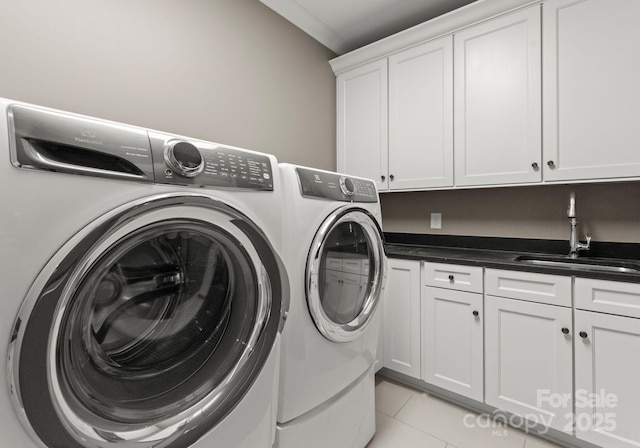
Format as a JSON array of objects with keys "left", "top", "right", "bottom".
[
  {"left": 567, "top": 192, "right": 576, "bottom": 218},
  {"left": 567, "top": 192, "right": 590, "bottom": 257}
]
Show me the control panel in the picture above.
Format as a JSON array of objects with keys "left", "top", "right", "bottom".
[
  {"left": 296, "top": 167, "right": 377, "bottom": 203},
  {"left": 150, "top": 133, "right": 273, "bottom": 191},
  {"left": 8, "top": 104, "right": 274, "bottom": 190}
]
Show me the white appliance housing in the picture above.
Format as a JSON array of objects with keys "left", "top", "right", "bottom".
[
  {"left": 276, "top": 163, "right": 386, "bottom": 448},
  {"left": 0, "top": 98, "right": 288, "bottom": 448}
]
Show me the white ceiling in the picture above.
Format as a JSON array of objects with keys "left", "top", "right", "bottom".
[{"left": 259, "top": 0, "right": 478, "bottom": 55}]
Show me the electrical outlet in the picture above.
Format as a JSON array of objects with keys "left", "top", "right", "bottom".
[{"left": 430, "top": 213, "right": 442, "bottom": 229}]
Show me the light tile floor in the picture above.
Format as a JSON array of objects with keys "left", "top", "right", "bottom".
[{"left": 367, "top": 377, "right": 566, "bottom": 448}]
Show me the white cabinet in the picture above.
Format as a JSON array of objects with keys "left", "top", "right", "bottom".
[
  {"left": 574, "top": 310, "right": 640, "bottom": 448},
  {"left": 543, "top": 0, "right": 640, "bottom": 182},
  {"left": 337, "top": 59, "right": 387, "bottom": 191},
  {"left": 484, "top": 269, "right": 573, "bottom": 433},
  {"left": 423, "top": 261, "right": 483, "bottom": 294},
  {"left": 338, "top": 35, "right": 454, "bottom": 192},
  {"left": 323, "top": 252, "right": 371, "bottom": 323},
  {"left": 422, "top": 263, "right": 483, "bottom": 401},
  {"left": 382, "top": 258, "right": 421, "bottom": 378},
  {"left": 453, "top": 6, "right": 541, "bottom": 187},
  {"left": 334, "top": 0, "right": 640, "bottom": 191},
  {"left": 380, "top": 259, "right": 640, "bottom": 446},
  {"left": 485, "top": 268, "right": 572, "bottom": 307},
  {"left": 388, "top": 36, "right": 454, "bottom": 189},
  {"left": 574, "top": 277, "right": 640, "bottom": 447},
  {"left": 575, "top": 276, "right": 640, "bottom": 319}
]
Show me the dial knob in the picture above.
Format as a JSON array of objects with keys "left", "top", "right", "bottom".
[
  {"left": 339, "top": 176, "right": 355, "bottom": 196},
  {"left": 164, "top": 140, "right": 204, "bottom": 177}
]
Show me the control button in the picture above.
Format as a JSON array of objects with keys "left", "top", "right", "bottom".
[
  {"left": 339, "top": 176, "right": 355, "bottom": 196},
  {"left": 164, "top": 140, "right": 204, "bottom": 178}
]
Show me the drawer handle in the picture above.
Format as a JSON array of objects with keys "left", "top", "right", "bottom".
[
  {"left": 448, "top": 274, "right": 454, "bottom": 282},
  {"left": 472, "top": 310, "right": 479, "bottom": 317},
  {"left": 561, "top": 327, "right": 570, "bottom": 335},
  {"left": 579, "top": 331, "right": 588, "bottom": 339}
]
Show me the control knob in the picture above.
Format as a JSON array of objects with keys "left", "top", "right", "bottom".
[
  {"left": 339, "top": 176, "right": 355, "bottom": 196},
  {"left": 164, "top": 140, "right": 204, "bottom": 177}
]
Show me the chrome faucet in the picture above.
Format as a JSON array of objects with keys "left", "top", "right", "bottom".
[{"left": 567, "top": 192, "right": 591, "bottom": 258}]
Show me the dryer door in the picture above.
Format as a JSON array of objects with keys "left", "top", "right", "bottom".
[
  {"left": 306, "top": 207, "right": 387, "bottom": 343},
  {"left": 9, "top": 194, "right": 287, "bottom": 448}
]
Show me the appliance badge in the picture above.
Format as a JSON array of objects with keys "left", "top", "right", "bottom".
[{"left": 75, "top": 129, "right": 102, "bottom": 146}]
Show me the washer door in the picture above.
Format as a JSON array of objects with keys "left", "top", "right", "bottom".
[
  {"left": 306, "top": 207, "right": 386, "bottom": 343},
  {"left": 9, "top": 194, "right": 286, "bottom": 448}
]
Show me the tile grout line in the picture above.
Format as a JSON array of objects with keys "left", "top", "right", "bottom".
[
  {"left": 389, "top": 393, "right": 451, "bottom": 447},
  {"left": 378, "top": 380, "right": 564, "bottom": 448}
]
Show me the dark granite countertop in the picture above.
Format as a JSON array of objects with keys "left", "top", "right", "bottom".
[{"left": 384, "top": 234, "right": 640, "bottom": 284}]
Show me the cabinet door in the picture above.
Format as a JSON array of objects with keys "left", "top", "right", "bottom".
[
  {"left": 383, "top": 259, "right": 421, "bottom": 378},
  {"left": 322, "top": 270, "right": 343, "bottom": 321},
  {"left": 388, "top": 36, "right": 453, "bottom": 190},
  {"left": 454, "top": 6, "right": 541, "bottom": 187},
  {"left": 543, "top": 0, "right": 640, "bottom": 182},
  {"left": 422, "top": 287, "right": 483, "bottom": 401},
  {"left": 575, "top": 310, "right": 640, "bottom": 448},
  {"left": 337, "top": 59, "right": 388, "bottom": 191},
  {"left": 485, "top": 296, "right": 572, "bottom": 433},
  {"left": 335, "top": 272, "right": 364, "bottom": 324}
]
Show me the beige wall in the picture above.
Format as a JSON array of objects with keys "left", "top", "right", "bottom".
[
  {"left": 381, "top": 182, "right": 640, "bottom": 243},
  {"left": 0, "top": 0, "right": 337, "bottom": 170}
]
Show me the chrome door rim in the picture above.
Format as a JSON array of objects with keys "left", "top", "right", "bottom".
[
  {"left": 8, "top": 193, "right": 286, "bottom": 448},
  {"left": 306, "top": 207, "right": 386, "bottom": 343}
]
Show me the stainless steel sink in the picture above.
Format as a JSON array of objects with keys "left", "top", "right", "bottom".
[{"left": 514, "top": 255, "right": 640, "bottom": 274}]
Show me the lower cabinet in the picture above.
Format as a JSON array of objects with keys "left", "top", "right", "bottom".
[
  {"left": 574, "top": 277, "right": 640, "bottom": 448},
  {"left": 382, "top": 258, "right": 421, "bottom": 378},
  {"left": 382, "top": 260, "right": 640, "bottom": 446},
  {"left": 484, "top": 295, "right": 573, "bottom": 433},
  {"left": 421, "top": 262, "right": 484, "bottom": 401},
  {"left": 422, "top": 287, "right": 483, "bottom": 401}
]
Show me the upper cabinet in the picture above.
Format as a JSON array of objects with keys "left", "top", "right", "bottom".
[
  {"left": 542, "top": 0, "right": 640, "bottom": 182},
  {"left": 453, "top": 6, "right": 541, "bottom": 187},
  {"left": 337, "top": 59, "right": 388, "bottom": 191},
  {"left": 332, "top": 0, "right": 640, "bottom": 191},
  {"left": 388, "top": 36, "right": 454, "bottom": 190},
  {"left": 337, "top": 36, "right": 453, "bottom": 192}
]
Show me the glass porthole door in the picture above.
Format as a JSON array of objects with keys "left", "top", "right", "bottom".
[
  {"left": 9, "top": 194, "right": 285, "bottom": 448},
  {"left": 306, "top": 208, "right": 386, "bottom": 343}
]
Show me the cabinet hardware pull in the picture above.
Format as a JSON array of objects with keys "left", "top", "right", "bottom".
[
  {"left": 389, "top": 174, "right": 395, "bottom": 181},
  {"left": 381, "top": 175, "right": 386, "bottom": 182},
  {"left": 448, "top": 274, "right": 454, "bottom": 282},
  {"left": 561, "top": 327, "right": 570, "bottom": 335},
  {"left": 531, "top": 162, "right": 539, "bottom": 170},
  {"left": 579, "top": 331, "right": 588, "bottom": 339},
  {"left": 547, "top": 160, "right": 556, "bottom": 168},
  {"left": 472, "top": 310, "right": 479, "bottom": 317}
]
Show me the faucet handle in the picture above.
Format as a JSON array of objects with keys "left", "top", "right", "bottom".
[{"left": 578, "top": 233, "right": 592, "bottom": 252}]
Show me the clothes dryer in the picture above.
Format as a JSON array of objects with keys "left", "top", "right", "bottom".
[
  {"left": 0, "top": 99, "right": 288, "bottom": 448},
  {"left": 276, "top": 164, "right": 387, "bottom": 448}
]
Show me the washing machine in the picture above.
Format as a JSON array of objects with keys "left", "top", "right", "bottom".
[
  {"left": 276, "top": 164, "right": 387, "bottom": 448},
  {"left": 0, "top": 98, "right": 289, "bottom": 448}
]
